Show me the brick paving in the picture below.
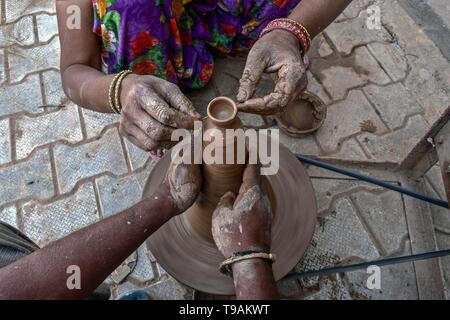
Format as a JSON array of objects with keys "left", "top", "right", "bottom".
[{"left": 0, "top": 0, "right": 448, "bottom": 299}]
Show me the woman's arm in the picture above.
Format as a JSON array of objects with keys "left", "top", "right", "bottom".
[
  {"left": 56, "top": 0, "right": 112, "bottom": 112},
  {"left": 289, "top": 0, "right": 353, "bottom": 38},
  {"left": 237, "top": 0, "right": 352, "bottom": 114},
  {"left": 56, "top": 0, "right": 200, "bottom": 152}
]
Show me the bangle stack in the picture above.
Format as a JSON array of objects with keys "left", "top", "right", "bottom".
[
  {"left": 108, "top": 70, "right": 133, "bottom": 114},
  {"left": 259, "top": 18, "right": 311, "bottom": 57}
]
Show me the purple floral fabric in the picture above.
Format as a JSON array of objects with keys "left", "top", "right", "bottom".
[{"left": 92, "top": 0, "right": 301, "bottom": 89}]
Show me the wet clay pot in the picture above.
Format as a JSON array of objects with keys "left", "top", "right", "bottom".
[
  {"left": 144, "top": 96, "right": 318, "bottom": 295},
  {"left": 186, "top": 97, "right": 246, "bottom": 241}
]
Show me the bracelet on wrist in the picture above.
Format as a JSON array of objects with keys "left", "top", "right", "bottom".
[
  {"left": 219, "top": 250, "right": 276, "bottom": 277},
  {"left": 259, "top": 18, "right": 311, "bottom": 57},
  {"left": 108, "top": 70, "right": 133, "bottom": 114}
]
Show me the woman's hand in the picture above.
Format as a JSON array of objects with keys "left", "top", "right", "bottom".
[
  {"left": 237, "top": 29, "right": 308, "bottom": 115},
  {"left": 119, "top": 75, "right": 201, "bottom": 152},
  {"left": 212, "top": 164, "right": 272, "bottom": 258}
]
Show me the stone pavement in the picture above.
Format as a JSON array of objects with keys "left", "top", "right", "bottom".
[{"left": 0, "top": 0, "right": 448, "bottom": 299}]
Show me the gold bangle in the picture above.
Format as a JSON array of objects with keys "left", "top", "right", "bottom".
[
  {"left": 219, "top": 252, "right": 276, "bottom": 276},
  {"left": 114, "top": 70, "right": 133, "bottom": 114},
  {"left": 108, "top": 71, "right": 126, "bottom": 113}
]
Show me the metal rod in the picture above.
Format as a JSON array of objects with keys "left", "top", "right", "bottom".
[
  {"left": 283, "top": 249, "right": 450, "bottom": 281},
  {"left": 296, "top": 155, "right": 449, "bottom": 209}
]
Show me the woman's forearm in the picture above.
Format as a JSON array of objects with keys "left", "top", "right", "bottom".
[
  {"left": 62, "top": 64, "right": 117, "bottom": 113},
  {"left": 289, "top": 0, "right": 353, "bottom": 38}
]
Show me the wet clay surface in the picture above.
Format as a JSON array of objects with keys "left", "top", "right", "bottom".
[{"left": 144, "top": 144, "right": 317, "bottom": 294}]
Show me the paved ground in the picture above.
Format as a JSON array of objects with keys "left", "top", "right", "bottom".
[{"left": 0, "top": 0, "right": 448, "bottom": 299}]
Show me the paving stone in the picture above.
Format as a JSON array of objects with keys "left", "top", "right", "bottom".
[
  {"left": 367, "top": 42, "right": 408, "bottom": 82},
  {"left": 321, "top": 138, "right": 369, "bottom": 162},
  {"left": 0, "top": 119, "right": 11, "bottom": 164},
  {"left": 342, "top": 0, "right": 376, "bottom": 19},
  {"left": 363, "top": 83, "right": 423, "bottom": 130},
  {"left": 123, "top": 138, "right": 150, "bottom": 171},
  {"left": 381, "top": 0, "right": 450, "bottom": 125},
  {"left": 0, "top": 148, "right": 53, "bottom": 204},
  {"left": 81, "top": 108, "right": 120, "bottom": 139},
  {"left": 115, "top": 281, "right": 141, "bottom": 300},
  {"left": 299, "top": 197, "right": 380, "bottom": 269},
  {"left": 145, "top": 278, "right": 194, "bottom": 300},
  {"left": 316, "top": 90, "right": 386, "bottom": 154},
  {"left": 156, "top": 263, "right": 167, "bottom": 276},
  {"left": 15, "top": 106, "right": 83, "bottom": 159},
  {"left": 305, "top": 71, "right": 331, "bottom": 105},
  {"left": 276, "top": 278, "right": 304, "bottom": 299},
  {"left": 325, "top": 14, "right": 392, "bottom": 55},
  {"left": 435, "top": 231, "right": 450, "bottom": 299},
  {"left": 129, "top": 245, "right": 155, "bottom": 284},
  {"left": 0, "top": 74, "right": 44, "bottom": 116},
  {"left": 8, "top": 36, "right": 60, "bottom": 83},
  {"left": 22, "top": 182, "right": 99, "bottom": 247},
  {"left": 0, "top": 205, "right": 18, "bottom": 228},
  {"left": 54, "top": 127, "right": 128, "bottom": 194},
  {"left": 304, "top": 274, "right": 352, "bottom": 300},
  {"left": 0, "top": 15, "right": 35, "bottom": 47},
  {"left": 5, "top": 0, "right": 56, "bottom": 23},
  {"left": 316, "top": 34, "right": 333, "bottom": 58},
  {"left": 350, "top": 190, "right": 408, "bottom": 255},
  {"left": 404, "top": 61, "right": 449, "bottom": 125},
  {"left": 42, "top": 69, "right": 68, "bottom": 106},
  {"left": 345, "top": 260, "right": 418, "bottom": 299},
  {"left": 36, "top": 13, "right": 58, "bottom": 42},
  {"left": 311, "top": 178, "right": 379, "bottom": 215},
  {"left": 96, "top": 174, "right": 142, "bottom": 218},
  {"left": 358, "top": 115, "right": 429, "bottom": 163},
  {"left": 316, "top": 47, "right": 390, "bottom": 101},
  {"left": 0, "top": 49, "right": 5, "bottom": 84},
  {"left": 279, "top": 131, "right": 321, "bottom": 156}
]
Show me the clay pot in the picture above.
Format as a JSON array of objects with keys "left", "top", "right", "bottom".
[
  {"left": 275, "top": 92, "right": 327, "bottom": 137},
  {"left": 185, "top": 97, "right": 247, "bottom": 241}
]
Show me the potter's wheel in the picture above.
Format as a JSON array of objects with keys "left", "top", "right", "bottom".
[{"left": 144, "top": 144, "right": 317, "bottom": 295}]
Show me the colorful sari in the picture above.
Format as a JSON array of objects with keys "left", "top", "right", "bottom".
[{"left": 92, "top": 0, "right": 301, "bottom": 89}]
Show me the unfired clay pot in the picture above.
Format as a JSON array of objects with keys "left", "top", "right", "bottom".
[{"left": 144, "top": 96, "right": 317, "bottom": 295}]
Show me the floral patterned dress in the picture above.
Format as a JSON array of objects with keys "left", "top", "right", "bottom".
[{"left": 93, "top": 0, "right": 301, "bottom": 89}]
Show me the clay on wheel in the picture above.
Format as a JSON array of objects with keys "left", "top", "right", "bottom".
[{"left": 143, "top": 143, "right": 317, "bottom": 295}]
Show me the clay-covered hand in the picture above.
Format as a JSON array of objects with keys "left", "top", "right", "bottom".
[
  {"left": 119, "top": 74, "right": 201, "bottom": 152},
  {"left": 157, "top": 161, "right": 202, "bottom": 215},
  {"left": 237, "top": 29, "right": 308, "bottom": 115},
  {"left": 212, "top": 164, "right": 272, "bottom": 258}
]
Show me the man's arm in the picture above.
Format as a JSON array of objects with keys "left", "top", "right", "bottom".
[
  {"left": 0, "top": 162, "right": 201, "bottom": 300},
  {"left": 212, "top": 165, "right": 278, "bottom": 300}
]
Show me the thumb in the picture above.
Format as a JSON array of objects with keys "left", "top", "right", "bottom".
[{"left": 215, "top": 191, "right": 236, "bottom": 212}]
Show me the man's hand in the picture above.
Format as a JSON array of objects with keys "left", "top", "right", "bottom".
[
  {"left": 212, "top": 164, "right": 272, "bottom": 258},
  {"left": 119, "top": 75, "right": 201, "bottom": 152},
  {"left": 155, "top": 161, "right": 202, "bottom": 216},
  {"left": 237, "top": 29, "right": 308, "bottom": 115}
]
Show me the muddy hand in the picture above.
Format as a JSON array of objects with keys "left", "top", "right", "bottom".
[
  {"left": 212, "top": 164, "right": 272, "bottom": 258},
  {"left": 119, "top": 74, "right": 201, "bottom": 152},
  {"left": 237, "top": 29, "right": 308, "bottom": 115},
  {"left": 151, "top": 161, "right": 202, "bottom": 216}
]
